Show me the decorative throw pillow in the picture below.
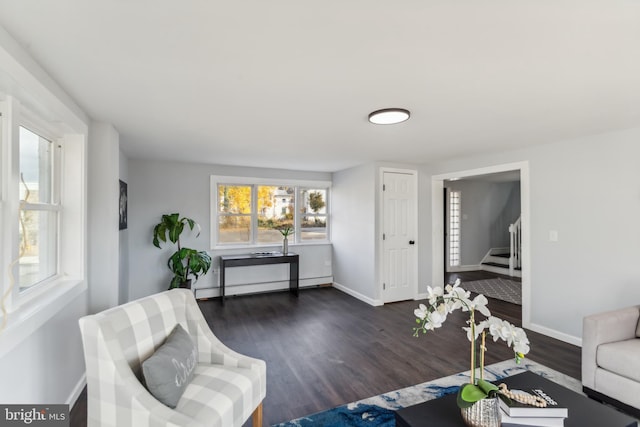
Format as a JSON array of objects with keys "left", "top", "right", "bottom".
[{"left": 142, "top": 324, "right": 198, "bottom": 408}]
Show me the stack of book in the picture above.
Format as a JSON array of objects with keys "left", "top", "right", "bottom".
[{"left": 499, "top": 387, "right": 568, "bottom": 427}]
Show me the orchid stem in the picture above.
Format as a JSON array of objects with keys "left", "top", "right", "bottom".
[
  {"left": 470, "top": 310, "right": 475, "bottom": 384},
  {"left": 481, "top": 331, "right": 486, "bottom": 381}
]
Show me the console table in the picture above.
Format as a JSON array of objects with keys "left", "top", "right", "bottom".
[{"left": 219, "top": 252, "right": 299, "bottom": 304}]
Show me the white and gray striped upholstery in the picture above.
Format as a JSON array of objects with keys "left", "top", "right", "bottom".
[{"left": 79, "top": 289, "right": 266, "bottom": 427}]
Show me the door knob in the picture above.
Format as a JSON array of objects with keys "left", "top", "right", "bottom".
[{"left": 409, "top": 240, "right": 415, "bottom": 245}]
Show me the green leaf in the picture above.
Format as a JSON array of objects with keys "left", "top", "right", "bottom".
[
  {"left": 476, "top": 379, "right": 499, "bottom": 395},
  {"left": 152, "top": 213, "right": 208, "bottom": 288},
  {"left": 168, "top": 222, "right": 183, "bottom": 244},
  {"left": 169, "top": 276, "right": 183, "bottom": 289},
  {"left": 460, "top": 383, "right": 487, "bottom": 403},
  {"left": 456, "top": 385, "right": 477, "bottom": 408}
]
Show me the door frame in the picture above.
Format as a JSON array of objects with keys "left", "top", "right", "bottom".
[
  {"left": 378, "top": 167, "right": 418, "bottom": 303},
  {"left": 431, "top": 161, "right": 531, "bottom": 329}
]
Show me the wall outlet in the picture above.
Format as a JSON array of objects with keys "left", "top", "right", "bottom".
[{"left": 549, "top": 230, "right": 558, "bottom": 242}]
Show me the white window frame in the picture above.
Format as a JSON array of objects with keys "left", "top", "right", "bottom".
[
  {"left": 448, "top": 190, "right": 461, "bottom": 267},
  {"left": 0, "top": 94, "right": 87, "bottom": 358},
  {"left": 18, "top": 124, "right": 63, "bottom": 293},
  {"left": 211, "top": 176, "right": 331, "bottom": 249}
]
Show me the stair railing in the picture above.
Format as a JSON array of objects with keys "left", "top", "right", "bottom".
[{"left": 508, "top": 216, "right": 522, "bottom": 276}]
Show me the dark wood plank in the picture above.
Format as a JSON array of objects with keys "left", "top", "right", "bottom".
[{"left": 70, "top": 286, "right": 581, "bottom": 427}]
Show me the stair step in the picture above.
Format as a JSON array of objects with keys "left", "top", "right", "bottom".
[
  {"left": 482, "top": 261, "right": 509, "bottom": 268},
  {"left": 492, "top": 253, "right": 510, "bottom": 258},
  {"left": 482, "top": 261, "right": 521, "bottom": 271}
]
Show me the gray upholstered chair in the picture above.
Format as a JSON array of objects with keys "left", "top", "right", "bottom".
[
  {"left": 79, "top": 288, "right": 266, "bottom": 427},
  {"left": 582, "top": 304, "right": 640, "bottom": 417}
]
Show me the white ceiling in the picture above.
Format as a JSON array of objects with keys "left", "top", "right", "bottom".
[{"left": 0, "top": 1, "right": 639, "bottom": 172}]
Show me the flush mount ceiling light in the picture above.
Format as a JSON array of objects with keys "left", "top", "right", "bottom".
[{"left": 368, "top": 108, "right": 410, "bottom": 125}]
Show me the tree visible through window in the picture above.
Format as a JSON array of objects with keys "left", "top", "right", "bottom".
[
  {"left": 217, "top": 185, "right": 252, "bottom": 244},
  {"left": 213, "top": 179, "right": 330, "bottom": 246},
  {"left": 257, "top": 186, "right": 294, "bottom": 243},
  {"left": 300, "top": 189, "right": 327, "bottom": 241}
]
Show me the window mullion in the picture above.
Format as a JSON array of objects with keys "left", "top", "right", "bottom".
[
  {"left": 19, "top": 202, "right": 60, "bottom": 211},
  {"left": 251, "top": 185, "right": 258, "bottom": 244},
  {"left": 53, "top": 140, "right": 62, "bottom": 205},
  {"left": 293, "top": 186, "right": 299, "bottom": 244}
]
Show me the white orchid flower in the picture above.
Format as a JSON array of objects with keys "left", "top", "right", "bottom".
[
  {"left": 412, "top": 281, "right": 531, "bottom": 380},
  {"left": 428, "top": 304, "right": 448, "bottom": 329},
  {"left": 469, "top": 294, "right": 491, "bottom": 317},
  {"left": 463, "top": 320, "right": 487, "bottom": 342},
  {"left": 414, "top": 304, "right": 429, "bottom": 320},
  {"left": 514, "top": 339, "right": 530, "bottom": 355},
  {"left": 445, "top": 283, "right": 471, "bottom": 311},
  {"left": 426, "top": 286, "right": 444, "bottom": 305}
]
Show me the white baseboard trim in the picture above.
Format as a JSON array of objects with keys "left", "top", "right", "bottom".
[
  {"left": 447, "top": 265, "right": 481, "bottom": 272},
  {"left": 67, "top": 373, "right": 86, "bottom": 407},
  {"left": 332, "top": 282, "right": 383, "bottom": 307},
  {"left": 526, "top": 322, "right": 582, "bottom": 347},
  {"left": 194, "top": 276, "right": 333, "bottom": 299}
]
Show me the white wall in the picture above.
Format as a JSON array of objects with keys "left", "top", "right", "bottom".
[
  {"left": 489, "top": 182, "right": 520, "bottom": 248},
  {"left": 425, "top": 128, "right": 640, "bottom": 342},
  {"left": 446, "top": 180, "right": 520, "bottom": 265},
  {"left": 332, "top": 162, "right": 423, "bottom": 304},
  {"left": 88, "top": 122, "right": 120, "bottom": 312},
  {"left": 0, "top": 293, "right": 87, "bottom": 405},
  {"left": 119, "top": 149, "right": 129, "bottom": 304},
  {"left": 128, "top": 159, "right": 332, "bottom": 301},
  {"left": 331, "top": 163, "right": 377, "bottom": 302},
  {"left": 0, "top": 24, "right": 88, "bottom": 407}
]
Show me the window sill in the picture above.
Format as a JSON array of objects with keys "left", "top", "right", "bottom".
[
  {"left": 212, "top": 241, "right": 332, "bottom": 251},
  {"left": 0, "top": 277, "right": 86, "bottom": 359}
]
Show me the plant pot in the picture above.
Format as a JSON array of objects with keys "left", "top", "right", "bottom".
[
  {"left": 460, "top": 397, "right": 501, "bottom": 427},
  {"left": 179, "top": 279, "right": 192, "bottom": 290},
  {"left": 282, "top": 237, "right": 288, "bottom": 255}
]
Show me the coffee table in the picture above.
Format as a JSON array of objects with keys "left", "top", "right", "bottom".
[{"left": 395, "top": 371, "right": 638, "bottom": 427}]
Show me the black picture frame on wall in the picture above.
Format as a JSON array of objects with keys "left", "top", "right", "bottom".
[{"left": 119, "top": 180, "right": 128, "bottom": 230}]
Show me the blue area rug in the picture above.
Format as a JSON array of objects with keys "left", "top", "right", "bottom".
[{"left": 272, "top": 359, "right": 581, "bottom": 427}]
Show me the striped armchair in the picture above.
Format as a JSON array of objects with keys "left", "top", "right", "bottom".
[{"left": 79, "top": 289, "right": 266, "bottom": 427}]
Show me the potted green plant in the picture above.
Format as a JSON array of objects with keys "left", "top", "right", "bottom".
[
  {"left": 152, "top": 213, "right": 212, "bottom": 289},
  {"left": 412, "top": 279, "right": 530, "bottom": 426}
]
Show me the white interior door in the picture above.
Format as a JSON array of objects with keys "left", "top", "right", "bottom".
[{"left": 382, "top": 171, "right": 417, "bottom": 303}]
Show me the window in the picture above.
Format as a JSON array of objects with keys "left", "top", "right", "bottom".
[
  {"left": 0, "top": 72, "right": 86, "bottom": 356},
  {"left": 299, "top": 188, "right": 327, "bottom": 241},
  {"left": 217, "top": 184, "right": 252, "bottom": 244},
  {"left": 449, "top": 190, "right": 461, "bottom": 267},
  {"left": 19, "top": 126, "right": 61, "bottom": 290},
  {"left": 213, "top": 177, "right": 330, "bottom": 247}
]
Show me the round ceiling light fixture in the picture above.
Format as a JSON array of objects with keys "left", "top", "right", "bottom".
[{"left": 368, "top": 108, "right": 410, "bottom": 125}]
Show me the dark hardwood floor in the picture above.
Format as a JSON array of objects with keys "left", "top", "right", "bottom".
[
  {"left": 445, "top": 269, "right": 521, "bottom": 283},
  {"left": 70, "top": 279, "right": 581, "bottom": 426}
]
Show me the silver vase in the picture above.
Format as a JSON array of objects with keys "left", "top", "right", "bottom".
[
  {"left": 282, "top": 237, "right": 288, "bottom": 254},
  {"left": 460, "top": 397, "right": 501, "bottom": 427}
]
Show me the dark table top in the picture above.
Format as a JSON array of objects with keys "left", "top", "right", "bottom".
[
  {"left": 395, "top": 371, "right": 638, "bottom": 427},
  {"left": 220, "top": 252, "right": 298, "bottom": 261}
]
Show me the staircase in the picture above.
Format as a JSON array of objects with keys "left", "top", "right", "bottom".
[
  {"left": 481, "top": 249, "right": 521, "bottom": 277},
  {"left": 480, "top": 216, "right": 522, "bottom": 278}
]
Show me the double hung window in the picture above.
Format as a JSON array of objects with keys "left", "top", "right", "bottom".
[{"left": 18, "top": 126, "right": 61, "bottom": 290}]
